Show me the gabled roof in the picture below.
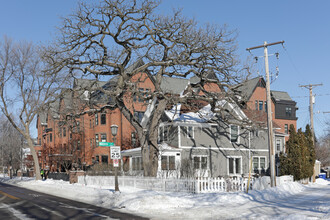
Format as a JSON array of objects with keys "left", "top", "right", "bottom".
[
  {"left": 271, "top": 90, "right": 293, "bottom": 102},
  {"left": 38, "top": 112, "right": 48, "bottom": 126},
  {"left": 160, "top": 77, "right": 190, "bottom": 95},
  {"left": 91, "top": 60, "right": 148, "bottom": 105},
  {"left": 124, "top": 59, "right": 145, "bottom": 74},
  {"left": 237, "top": 77, "right": 295, "bottom": 104},
  {"left": 73, "top": 78, "right": 107, "bottom": 90},
  {"left": 189, "top": 71, "right": 218, "bottom": 85},
  {"left": 236, "top": 77, "right": 265, "bottom": 101}
]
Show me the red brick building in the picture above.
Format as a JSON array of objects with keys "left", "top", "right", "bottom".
[
  {"left": 238, "top": 77, "right": 298, "bottom": 142},
  {"left": 36, "top": 69, "right": 156, "bottom": 171}
]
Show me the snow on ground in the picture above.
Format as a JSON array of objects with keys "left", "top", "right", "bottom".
[{"left": 1, "top": 176, "right": 329, "bottom": 219}]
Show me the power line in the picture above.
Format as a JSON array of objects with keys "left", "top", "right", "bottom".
[
  {"left": 292, "top": 93, "right": 330, "bottom": 99},
  {"left": 281, "top": 44, "right": 301, "bottom": 76}
]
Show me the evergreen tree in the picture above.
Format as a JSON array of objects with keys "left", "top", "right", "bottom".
[
  {"left": 304, "top": 124, "right": 316, "bottom": 178},
  {"left": 279, "top": 124, "right": 316, "bottom": 181}
]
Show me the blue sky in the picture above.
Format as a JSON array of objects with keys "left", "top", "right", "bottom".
[{"left": 1, "top": 0, "right": 329, "bottom": 138}]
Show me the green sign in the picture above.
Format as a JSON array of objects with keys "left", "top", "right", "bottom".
[{"left": 99, "top": 142, "right": 114, "bottom": 147}]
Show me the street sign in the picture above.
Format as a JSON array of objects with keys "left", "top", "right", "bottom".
[
  {"left": 110, "top": 146, "right": 121, "bottom": 159},
  {"left": 113, "top": 159, "right": 119, "bottom": 167},
  {"left": 99, "top": 142, "right": 114, "bottom": 147}
]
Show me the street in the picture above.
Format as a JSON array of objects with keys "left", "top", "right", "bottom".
[{"left": 0, "top": 182, "right": 148, "bottom": 220}]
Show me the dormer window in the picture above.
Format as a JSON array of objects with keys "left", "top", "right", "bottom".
[{"left": 285, "top": 107, "right": 292, "bottom": 117}]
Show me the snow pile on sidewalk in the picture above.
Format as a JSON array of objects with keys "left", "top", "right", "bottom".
[{"left": 1, "top": 176, "right": 329, "bottom": 219}]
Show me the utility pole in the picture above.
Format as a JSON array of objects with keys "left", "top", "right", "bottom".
[
  {"left": 247, "top": 41, "right": 284, "bottom": 187},
  {"left": 299, "top": 83, "right": 323, "bottom": 145}
]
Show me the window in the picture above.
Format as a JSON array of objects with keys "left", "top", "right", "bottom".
[
  {"left": 164, "top": 126, "right": 169, "bottom": 141},
  {"left": 63, "top": 127, "right": 66, "bottom": 137},
  {"left": 90, "top": 119, "right": 92, "bottom": 129},
  {"left": 161, "top": 156, "right": 176, "bottom": 170},
  {"left": 187, "top": 126, "right": 193, "bottom": 138},
  {"left": 228, "top": 157, "right": 241, "bottom": 175},
  {"left": 259, "top": 101, "right": 263, "bottom": 111},
  {"left": 138, "top": 88, "right": 144, "bottom": 102},
  {"left": 255, "top": 100, "right": 258, "bottom": 110},
  {"left": 286, "top": 107, "right": 292, "bottom": 117},
  {"left": 252, "top": 157, "right": 266, "bottom": 173},
  {"left": 101, "top": 155, "right": 108, "bottom": 164},
  {"left": 159, "top": 125, "right": 170, "bottom": 142},
  {"left": 101, "top": 113, "right": 106, "bottom": 125},
  {"left": 284, "top": 124, "right": 288, "bottom": 134},
  {"left": 193, "top": 156, "right": 207, "bottom": 170},
  {"left": 134, "top": 111, "right": 144, "bottom": 123},
  {"left": 77, "top": 140, "right": 81, "bottom": 151},
  {"left": 50, "top": 133, "right": 52, "bottom": 142},
  {"left": 90, "top": 139, "right": 93, "bottom": 148},
  {"left": 230, "top": 125, "right": 239, "bottom": 143},
  {"left": 161, "top": 156, "right": 167, "bottom": 170},
  {"left": 101, "top": 133, "right": 107, "bottom": 142},
  {"left": 131, "top": 132, "right": 137, "bottom": 147},
  {"left": 159, "top": 126, "right": 164, "bottom": 142},
  {"left": 95, "top": 155, "right": 99, "bottom": 163},
  {"left": 264, "top": 101, "right": 267, "bottom": 112},
  {"left": 276, "top": 139, "right": 281, "bottom": 152},
  {"left": 95, "top": 113, "right": 99, "bottom": 125},
  {"left": 132, "top": 157, "right": 143, "bottom": 170},
  {"left": 145, "top": 89, "right": 150, "bottom": 99},
  {"left": 95, "top": 134, "right": 99, "bottom": 146}
]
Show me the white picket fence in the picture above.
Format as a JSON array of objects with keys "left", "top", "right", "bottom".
[
  {"left": 195, "top": 177, "right": 252, "bottom": 193},
  {"left": 78, "top": 175, "right": 253, "bottom": 193}
]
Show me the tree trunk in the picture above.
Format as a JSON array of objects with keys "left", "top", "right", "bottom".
[
  {"left": 141, "top": 99, "right": 167, "bottom": 177},
  {"left": 27, "top": 137, "right": 41, "bottom": 180}
]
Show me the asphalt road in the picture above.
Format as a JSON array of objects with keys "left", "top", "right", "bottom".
[{"left": 0, "top": 182, "right": 148, "bottom": 220}]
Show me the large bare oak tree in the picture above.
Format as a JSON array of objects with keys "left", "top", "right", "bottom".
[{"left": 46, "top": 0, "right": 248, "bottom": 176}]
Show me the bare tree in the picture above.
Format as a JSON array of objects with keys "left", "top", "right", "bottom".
[
  {"left": 0, "top": 116, "right": 24, "bottom": 177},
  {"left": 46, "top": 0, "right": 247, "bottom": 176},
  {"left": 316, "top": 133, "right": 330, "bottom": 167},
  {"left": 0, "top": 37, "right": 69, "bottom": 180}
]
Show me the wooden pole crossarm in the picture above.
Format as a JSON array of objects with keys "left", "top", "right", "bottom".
[{"left": 246, "top": 41, "right": 285, "bottom": 51}]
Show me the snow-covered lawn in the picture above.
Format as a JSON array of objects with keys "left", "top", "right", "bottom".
[{"left": 1, "top": 176, "right": 329, "bottom": 219}]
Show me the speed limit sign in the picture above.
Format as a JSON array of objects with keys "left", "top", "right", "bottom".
[{"left": 110, "top": 146, "right": 121, "bottom": 159}]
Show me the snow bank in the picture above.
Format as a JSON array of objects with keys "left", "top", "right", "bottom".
[
  {"left": 249, "top": 181, "right": 305, "bottom": 201},
  {"left": 314, "top": 178, "right": 330, "bottom": 185},
  {"left": 252, "top": 175, "right": 294, "bottom": 190},
  {"left": 1, "top": 177, "right": 329, "bottom": 219}
]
